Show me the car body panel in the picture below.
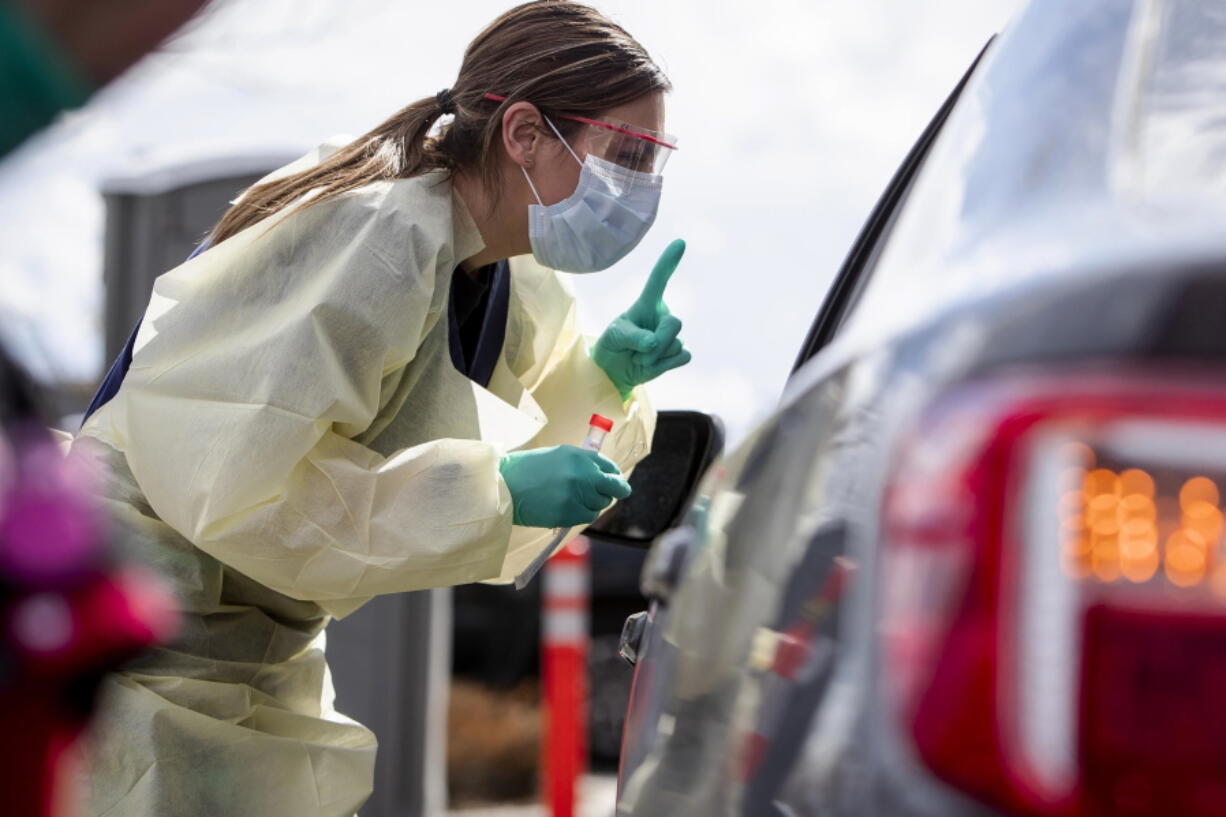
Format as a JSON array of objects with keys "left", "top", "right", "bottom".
[{"left": 618, "top": 0, "right": 1226, "bottom": 814}]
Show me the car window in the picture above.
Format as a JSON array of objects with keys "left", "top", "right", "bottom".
[{"left": 790, "top": 39, "right": 994, "bottom": 376}]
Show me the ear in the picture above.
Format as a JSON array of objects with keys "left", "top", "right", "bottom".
[{"left": 501, "top": 101, "right": 544, "bottom": 170}]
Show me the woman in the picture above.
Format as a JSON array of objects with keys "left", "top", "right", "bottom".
[{"left": 75, "top": 2, "right": 689, "bottom": 815}]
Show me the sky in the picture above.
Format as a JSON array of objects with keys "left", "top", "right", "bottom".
[{"left": 0, "top": 0, "right": 1019, "bottom": 443}]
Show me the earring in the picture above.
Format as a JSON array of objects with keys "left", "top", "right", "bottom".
[{"left": 524, "top": 158, "right": 535, "bottom": 169}]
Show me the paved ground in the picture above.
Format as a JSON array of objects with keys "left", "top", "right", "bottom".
[{"left": 447, "top": 773, "right": 618, "bottom": 817}]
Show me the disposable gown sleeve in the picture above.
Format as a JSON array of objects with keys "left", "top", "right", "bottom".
[{"left": 108, "top": 186, "right": 514, "bottom": 602}]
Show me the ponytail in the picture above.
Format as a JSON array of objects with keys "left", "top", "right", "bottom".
[{"left": 208, "top": 94, "right": 448, "bottom": 244}]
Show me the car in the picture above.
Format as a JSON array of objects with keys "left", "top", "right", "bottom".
[{"left": 605, "top": 0, "right": 1226, "bottom": 815}]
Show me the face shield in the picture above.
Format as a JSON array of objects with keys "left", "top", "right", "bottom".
[
  {"left": 563, "top": 115, "right": 677, "bottom": 175},
  {"left": 485, "top": 93, "right": 678, "bottom": 191}
]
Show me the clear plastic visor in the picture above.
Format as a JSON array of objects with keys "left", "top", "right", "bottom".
[
  {"left": 566, "top": 116, "right": 676, "bottom": 176},
  {"left": 482, "top": 94, "right": 677, "bottom": 180}
]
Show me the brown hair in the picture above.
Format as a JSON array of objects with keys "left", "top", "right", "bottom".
[{"left": 208, "top": 0, "right": 670, "bottom": 245}]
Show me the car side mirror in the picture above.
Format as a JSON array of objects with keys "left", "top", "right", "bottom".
[{"left": 585, "top": 410, "right": 724, "bottom": 548}]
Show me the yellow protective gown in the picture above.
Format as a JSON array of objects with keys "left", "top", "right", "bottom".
[{"left": 74, "top": 149, "right": 655, "bottom": 817}]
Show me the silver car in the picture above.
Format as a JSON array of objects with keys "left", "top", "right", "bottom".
[{"left": 605, "top": 0, "right": 1226, "bottom": 814}]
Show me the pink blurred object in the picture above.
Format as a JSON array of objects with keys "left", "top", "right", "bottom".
[
  {"left": 0, "top": 568, "right": 178, "bottom": 817},
  {"left": 0, "top": 425, "right": 178, "bottom": 817},
  {"left": 0, "top": 430, "right": 105, "bottom": 587}
]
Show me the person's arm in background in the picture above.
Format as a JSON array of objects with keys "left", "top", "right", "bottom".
[{"left": 0, "top": 0, "right": 208, "bottom": 156}]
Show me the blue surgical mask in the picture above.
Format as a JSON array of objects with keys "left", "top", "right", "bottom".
[{"left": 521, "top": 116, "right": 663, "bottom": 273}]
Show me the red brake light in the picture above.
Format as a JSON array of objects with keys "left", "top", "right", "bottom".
[{"left": 882, "top": 372, "right": 1226, "bottom": 817}]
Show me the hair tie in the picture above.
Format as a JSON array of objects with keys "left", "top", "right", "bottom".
[{"left": 435, "top": 88, "right": 456, "bottom": 114}]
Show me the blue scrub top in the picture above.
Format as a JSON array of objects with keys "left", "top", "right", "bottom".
[{"left": 447, "top": 260, "right": 509, "bottom": 390}]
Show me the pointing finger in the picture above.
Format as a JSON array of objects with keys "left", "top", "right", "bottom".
[{"left": 635, "top": 239, "right": 686, "bottom": 309}]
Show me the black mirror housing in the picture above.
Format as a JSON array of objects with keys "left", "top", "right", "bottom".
[{"left": 585, "top": 410, "right": 724, "bottom": 548}]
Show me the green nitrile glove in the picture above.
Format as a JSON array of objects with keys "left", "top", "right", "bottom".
[
  {"left": 499, "top": 446, "right": 632, "bottom": 528},
  {"left": 592, "top": 239, "right": 693, "bottom": 400}
]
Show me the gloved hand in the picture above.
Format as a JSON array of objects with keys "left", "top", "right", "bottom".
[
  {"left": 592, "top": 239, "right": 693, "bottom": 400},
  {"left": 499, "top": 446, "right": 632, "bottom": 528}
]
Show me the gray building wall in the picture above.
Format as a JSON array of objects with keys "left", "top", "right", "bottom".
[{"left": 101, "top": 172, "right": 263, "bottom": 362}]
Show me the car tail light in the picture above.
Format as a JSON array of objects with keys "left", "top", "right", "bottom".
[{"left": 882, "top": 371, "right": 1226, "bottom": 817}]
